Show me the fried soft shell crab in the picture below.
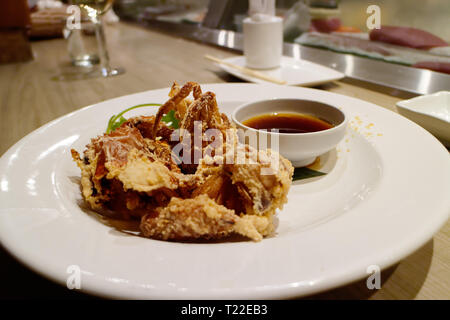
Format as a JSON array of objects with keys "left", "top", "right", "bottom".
[{"left": 71, "top": 82, "right": 293, "bottom": 241}]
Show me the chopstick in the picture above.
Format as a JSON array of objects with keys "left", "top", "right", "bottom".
[{"left": 204, "top": 55, "right": 287, "bottom": 85}]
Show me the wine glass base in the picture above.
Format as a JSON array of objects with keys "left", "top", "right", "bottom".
[
  {"left": 101, "top": 67, "right": 125, "bottom": 77},
  {"left": 52, "top": 66, "right": 125, "bottom": 81}
]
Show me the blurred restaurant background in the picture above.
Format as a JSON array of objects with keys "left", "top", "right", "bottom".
[
  {"left": 115, "top": 0, "right": 450, "bottom": 39},
  {"left": 1, "top": 0, "right": 450, "bottom": 70}
]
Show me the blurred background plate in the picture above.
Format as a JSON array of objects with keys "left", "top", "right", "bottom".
[{"left": 218, "top": 55, "right": 344, "bottom": 86}]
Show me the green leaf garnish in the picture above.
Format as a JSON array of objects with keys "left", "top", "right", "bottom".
[
  {"left": 105, "top": 103, "right": 162, "bottom": 134},
  {"left": 292, "top": 167, "right": 326, "bottom": 181},
  {"left": 161, "top": 109, "right": 180, "bottom": 129}
]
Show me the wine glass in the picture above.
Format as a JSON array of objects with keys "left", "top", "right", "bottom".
[{"left": 57, "top": 0, "right": 124, "bottom": 80}]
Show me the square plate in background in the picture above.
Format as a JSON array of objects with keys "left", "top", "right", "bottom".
[{"left": 217, "top": 55, "right": 344, "bottom": 86}]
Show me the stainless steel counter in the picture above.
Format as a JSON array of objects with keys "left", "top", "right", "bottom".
[{"left": 131, "top": 18, "right": 450, "bottom": 95}]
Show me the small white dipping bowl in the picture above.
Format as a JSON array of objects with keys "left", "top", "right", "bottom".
[{"left": 232, "top": 99, "right": 348, "bottom": 167}]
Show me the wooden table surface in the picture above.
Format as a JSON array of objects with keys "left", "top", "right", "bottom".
[{"left": 0, "top": 22, "right": 448, "bottom": 300}]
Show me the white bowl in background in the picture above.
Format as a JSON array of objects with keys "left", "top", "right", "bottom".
[
  {"left": 232, "top": 98, "right": 348, "bottom": 167},
  {"left": 396, "top": 91, "right": 450, "bottom": 147}
]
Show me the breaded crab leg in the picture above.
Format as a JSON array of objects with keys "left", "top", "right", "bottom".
[
  {"left": 151, "top": 81, "right": 202, "bottom": 139},
  {"left": 140, "top": 195, "right": 273, "bottom": 241},
  {"left": 180, "top": 91, "right": 229, "bottom": 135}
]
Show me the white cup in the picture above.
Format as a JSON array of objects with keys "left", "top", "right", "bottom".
[{"left": 243, "top": 15, "right": 283, "bottom": 70}]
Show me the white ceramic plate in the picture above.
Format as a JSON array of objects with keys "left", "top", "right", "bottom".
[
  {"left": 216, "top": 56, "right": 344, "bottom": 86},
  {"left": 0, "top": 84, "right": 449, "bottom": 299},
  {"left": 396, "top": 91, "right": 450, "bottom": 147}
]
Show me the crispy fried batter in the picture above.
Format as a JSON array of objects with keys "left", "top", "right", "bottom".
[
  {"left": 151, "top": 81, "right": 202, "bottom": 139},
  {"left": 72, "top": 82, "right": 294, "bottom": 242},
  {"left": 140, "top": 195, "right": 237, "bottom": 240},
  {"left": 140, "top": 194, "right": 273, "bottom": 241},
  {"left": 225, "top": 144, "right": 294, "bottom": 216},
  {"left": 168, "top": 82, "right": 190, "bottom": 120},
  {"left": 178, "top": 91, "right": 231, "bottom": 174},
  {"left": 124, "top": 115, "right": 174, "bottom": 143},
  {"left": 105, "top": 148, "right": 179, "bottom": 193},
  {"left": 180, "top": 91, "right": 228, "bottom": 135},
  {"left": 71, "top": 124, "right": 180, "bottom": 213}
]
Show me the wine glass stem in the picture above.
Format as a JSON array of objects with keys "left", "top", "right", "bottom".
[{"left": 93, "top": 16, "right": 111, "bottom": 77}]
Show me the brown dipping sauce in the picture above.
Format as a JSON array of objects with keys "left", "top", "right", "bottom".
[{"left": 243, "top": 113, "right": 333, "bottom": 134}]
